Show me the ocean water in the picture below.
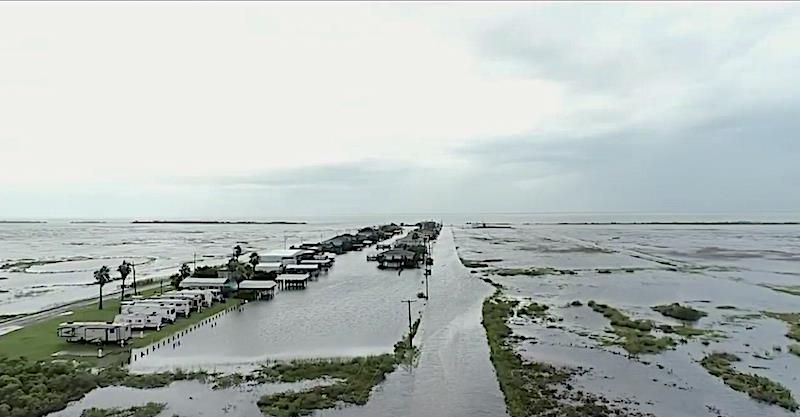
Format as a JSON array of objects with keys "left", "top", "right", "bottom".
[{"left": 2, "top": 214, "right": 798, "bottom": 417}]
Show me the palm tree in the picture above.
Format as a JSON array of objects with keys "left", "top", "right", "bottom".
[
  {"left": 94, "top": 266, "right": 111, "bottom": 310},
  {"left": 228, "top": 257, "right": 244, "bottom": 291},
  {"left": 249, "top": 252, "right": 260, "bottom": 275},
  {"left": 117, "top": 261, "right": 132, "bottom": 313},
  {"left": 233, "top": 245, "right": 243, "bottom": 261},
  {"left": 173, "top": 263, "right": 191, "bottom": 289}
]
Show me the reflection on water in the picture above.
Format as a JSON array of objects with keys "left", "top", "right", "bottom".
[
  {"left": 20, "top": 219, "right": 800, "bottom": 417},
  {"left": 456, "top": 223, "right": 800, "bottom": 417}
]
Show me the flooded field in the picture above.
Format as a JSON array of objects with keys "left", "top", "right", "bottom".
[
  {"left": 4, "top": 216, "right": 799, "bottom": 417},
  {"left": 0, "top": 220, "right": 400, "bottom": 315},
  {"left": 456, "top": 223, "right": 800, "bottom": 417}
]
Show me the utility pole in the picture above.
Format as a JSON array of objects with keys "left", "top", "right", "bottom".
[
  {"left": 423, "top": 237, "right": 432, "bottom": 300},
  {"left": 284, "top": 234, "right": 288, "bottom": 250},
  {"left": 131, "top": 261, "right": 137, "bottom": 295},
  {"left": 193, "top": 252, "right": 197, "bottom": 272},
  {"left": 401, "top": 299, "right": 417, "bottom": 349}
]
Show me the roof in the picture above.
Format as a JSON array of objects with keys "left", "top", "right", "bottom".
[
  {"left": 300, "top": 259, "right": 331, "bottom": 265},
  {"left": 285, "top": 264, "right": 320, "bottom": 270},
  {"left": 256, "top": 262, "right": 283, "bottom": 270},
  {"left": 239, "top": 280, "right": 278, "bottom": 290},
  {"left": 59, "top": 321, "right": 125, "bottom": 328},
  {"left": 276, "top": 273, "right": 309, "bottom": 281},
  {"left": 262, "top": 249, "right": 306, "bottom": 258},
  {"left": 180, "top": 277, "right": 228, "bottom": 287},
  {"left": 379, "top": 249, "right": 416, "bottom": 257}
]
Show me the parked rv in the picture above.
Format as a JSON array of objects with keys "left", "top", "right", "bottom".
[
  {"left": 130, "top": 294, "right": 197, "bottom": 314},
  {"left": 114, "top": 314, "right": 162, "bottom": 330},
  {"left": 167, "top": 290, "right": 214, "bottom": 307},
  {"left": 121, "top": 301, "right": 179, "bottom": 322},
  {"left": 57, "top": 322, "right": 132, "bottom": 345}
]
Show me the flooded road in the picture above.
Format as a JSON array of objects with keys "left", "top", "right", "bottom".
[
  {"left": 321, "top": 228, "right": 507, "bottom": 417},
  {"left": 53, "top": 227, "right": 508, "bottom": 417},
  {"left": 27, "top": 219, "right": 800, "bottom": 417}
]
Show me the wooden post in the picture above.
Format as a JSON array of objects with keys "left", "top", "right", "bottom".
[{"left": 401, "top": 299, "right": 417, "bottom": 350}]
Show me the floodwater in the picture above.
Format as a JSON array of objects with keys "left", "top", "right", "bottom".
[
  {"left": 48, "top": 379, "right": 328, "bottom": 417},
  {"left": 50, "top": 227, "right": 508, "bottom": 417},
  {"left": 128, "top": 231, "right": 425, "bottom": 371},
  {"left": 5, "top": 215, "right": 798, "bottom": 417},
  {"left": 0, "top": 219, "right": 407, "bottom": 315},
  {"left": 455, "top": 223, "right": 800, "bottom": 417}
]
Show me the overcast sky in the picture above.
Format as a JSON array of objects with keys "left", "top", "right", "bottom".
[{"left": 1, "top": 2, "right": 798, "bottom": 218}]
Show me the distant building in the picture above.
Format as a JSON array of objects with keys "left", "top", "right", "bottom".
[{"left": 376, "top": 248, "right": 419, "bottom": 269}]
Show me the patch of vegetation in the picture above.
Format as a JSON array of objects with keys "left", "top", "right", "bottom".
[
  {"left": 700, "top": 352, "right": 798, "bottom": 411},
  {"left": 588, "top": 301, "right": 675, "bottom": 354},
  {"left": 482, "top": 292, "right": 650, "bottom": 417},
  {"left": 652, "top": 303, "right": 707, "bottom": 321},
  {"left": 764, "top": 312, "right": 800, "bottom": 341},
  {"left": 789, "top": 344, "right": 800, "bottom": 357},
  {"left": 493, "top": 267, "right": 575, "bottom": 277},
  {"left": 80, "top": 402, "right": 165, "bottom": 417},
  {"left": 520, "top": 302, "right": 549, "bottom": 318},
  {"left": 716, "top": 305, "right": 738, "bottom": 310},
  {"left": 0, "top": 357, "right": 207, "bottom": 417},
  {"left": 256, "top": 319, "right": 421, "bottom": 417},
  {"left": 460, "top": 258, "right": 489, "bottom": 268},
  {"left": 760, "top": 284, "right": 800, "bottom": 297}
]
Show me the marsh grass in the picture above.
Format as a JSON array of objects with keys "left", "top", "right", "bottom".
[
  {"left": 256, "top": 318, "right": 421, "bottom": 417},
  {"left": 652, "top": 303, "right": 707, "bottom": 321},
  {"left": 520, "top": 302, "right": 549, "bottom": 318},
  {"left": 588, "top": 301, "right": 675, "bottom": 354},
  {"left": 701, "top": 352, "right": 798, "bottom": 411},
  {"left": 493, "top": 267, "right": 575, "bottom": 277},
  {"left": 79, "top": 402, "right": 165, "bottom": 417},
  {"left": 482, "top": 292, "right": 647, "bottom": 417},
  {"left": 789, "top": 344, "right": 800, "bottom": 357},
  {"left": 0, "top": 357, "right": 208, "bottom": 417},
  {"left": 764, "top": 312, "right": 800, "bottom": 341}
]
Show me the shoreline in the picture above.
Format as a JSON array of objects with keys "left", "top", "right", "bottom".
[{"left": 131, "top": 220, "right": 308, "bottom": 225}]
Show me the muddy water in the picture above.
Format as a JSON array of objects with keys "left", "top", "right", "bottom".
[
  {"left": 47, "top": 380, "right": 326, "bottom": 417},
  {"left": 53, "top": 228, "right": 508, "bottom": 417},
  {"left": 456, "top": 224, "right": 800, "bottom": 417},
  {"left": 0, "top": 220, "right": 377, "bottom": 315},
  {"left": 130, "top": 232, "right": 425, "bottom": 371},
  {"left": 320, "top": 229, "right": 508, "bottom": 417}
]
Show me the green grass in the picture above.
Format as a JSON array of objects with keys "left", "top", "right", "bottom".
[
  {"left": 255, "top": 318, "right": 421, "bottom": 417},
  {"left": 588, "top": 301, "right": 675, "bottom": 354},
  {"left": 764, "top": 312, "right": 800, "bottom": 341},
  {"left": 652, "top": 303, "right": 707, "bottom": 321},
  {"left": 482, "top": 292, "right": 638, "bottom": 417},
  {"left": 701, "top": 352, "right": 798, "bottom": 411},
  {"left": 0, "top": 287, "right": 239, "bottom": 365},
  {"left": 80, "top": 402, "right": 165, "bottom": 417}
]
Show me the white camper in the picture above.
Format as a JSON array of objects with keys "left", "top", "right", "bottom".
[
  {"left": 140, "top": 298, "right": 192, "bottom": 317},
  {"left": 114, "top": 314, "right": 162, "bottom": 330},
  {"left": 57, "top": 322, "right": 132, "bottom": 345},
  {"left": 142, "top": 295, "right": 195, "bottom": 317},
  {"left": 153, "top": 291, "right": 206, "bottom": 311},
  {"left": 121, "top": 301, "right": 178, "bottom": 322},
  {"left": 167, "top": 290, "right": 214, "bottom": 307}
]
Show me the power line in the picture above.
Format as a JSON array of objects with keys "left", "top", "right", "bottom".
[{"left": 400, "top": 299, "right": 417, "bottom": 349}]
